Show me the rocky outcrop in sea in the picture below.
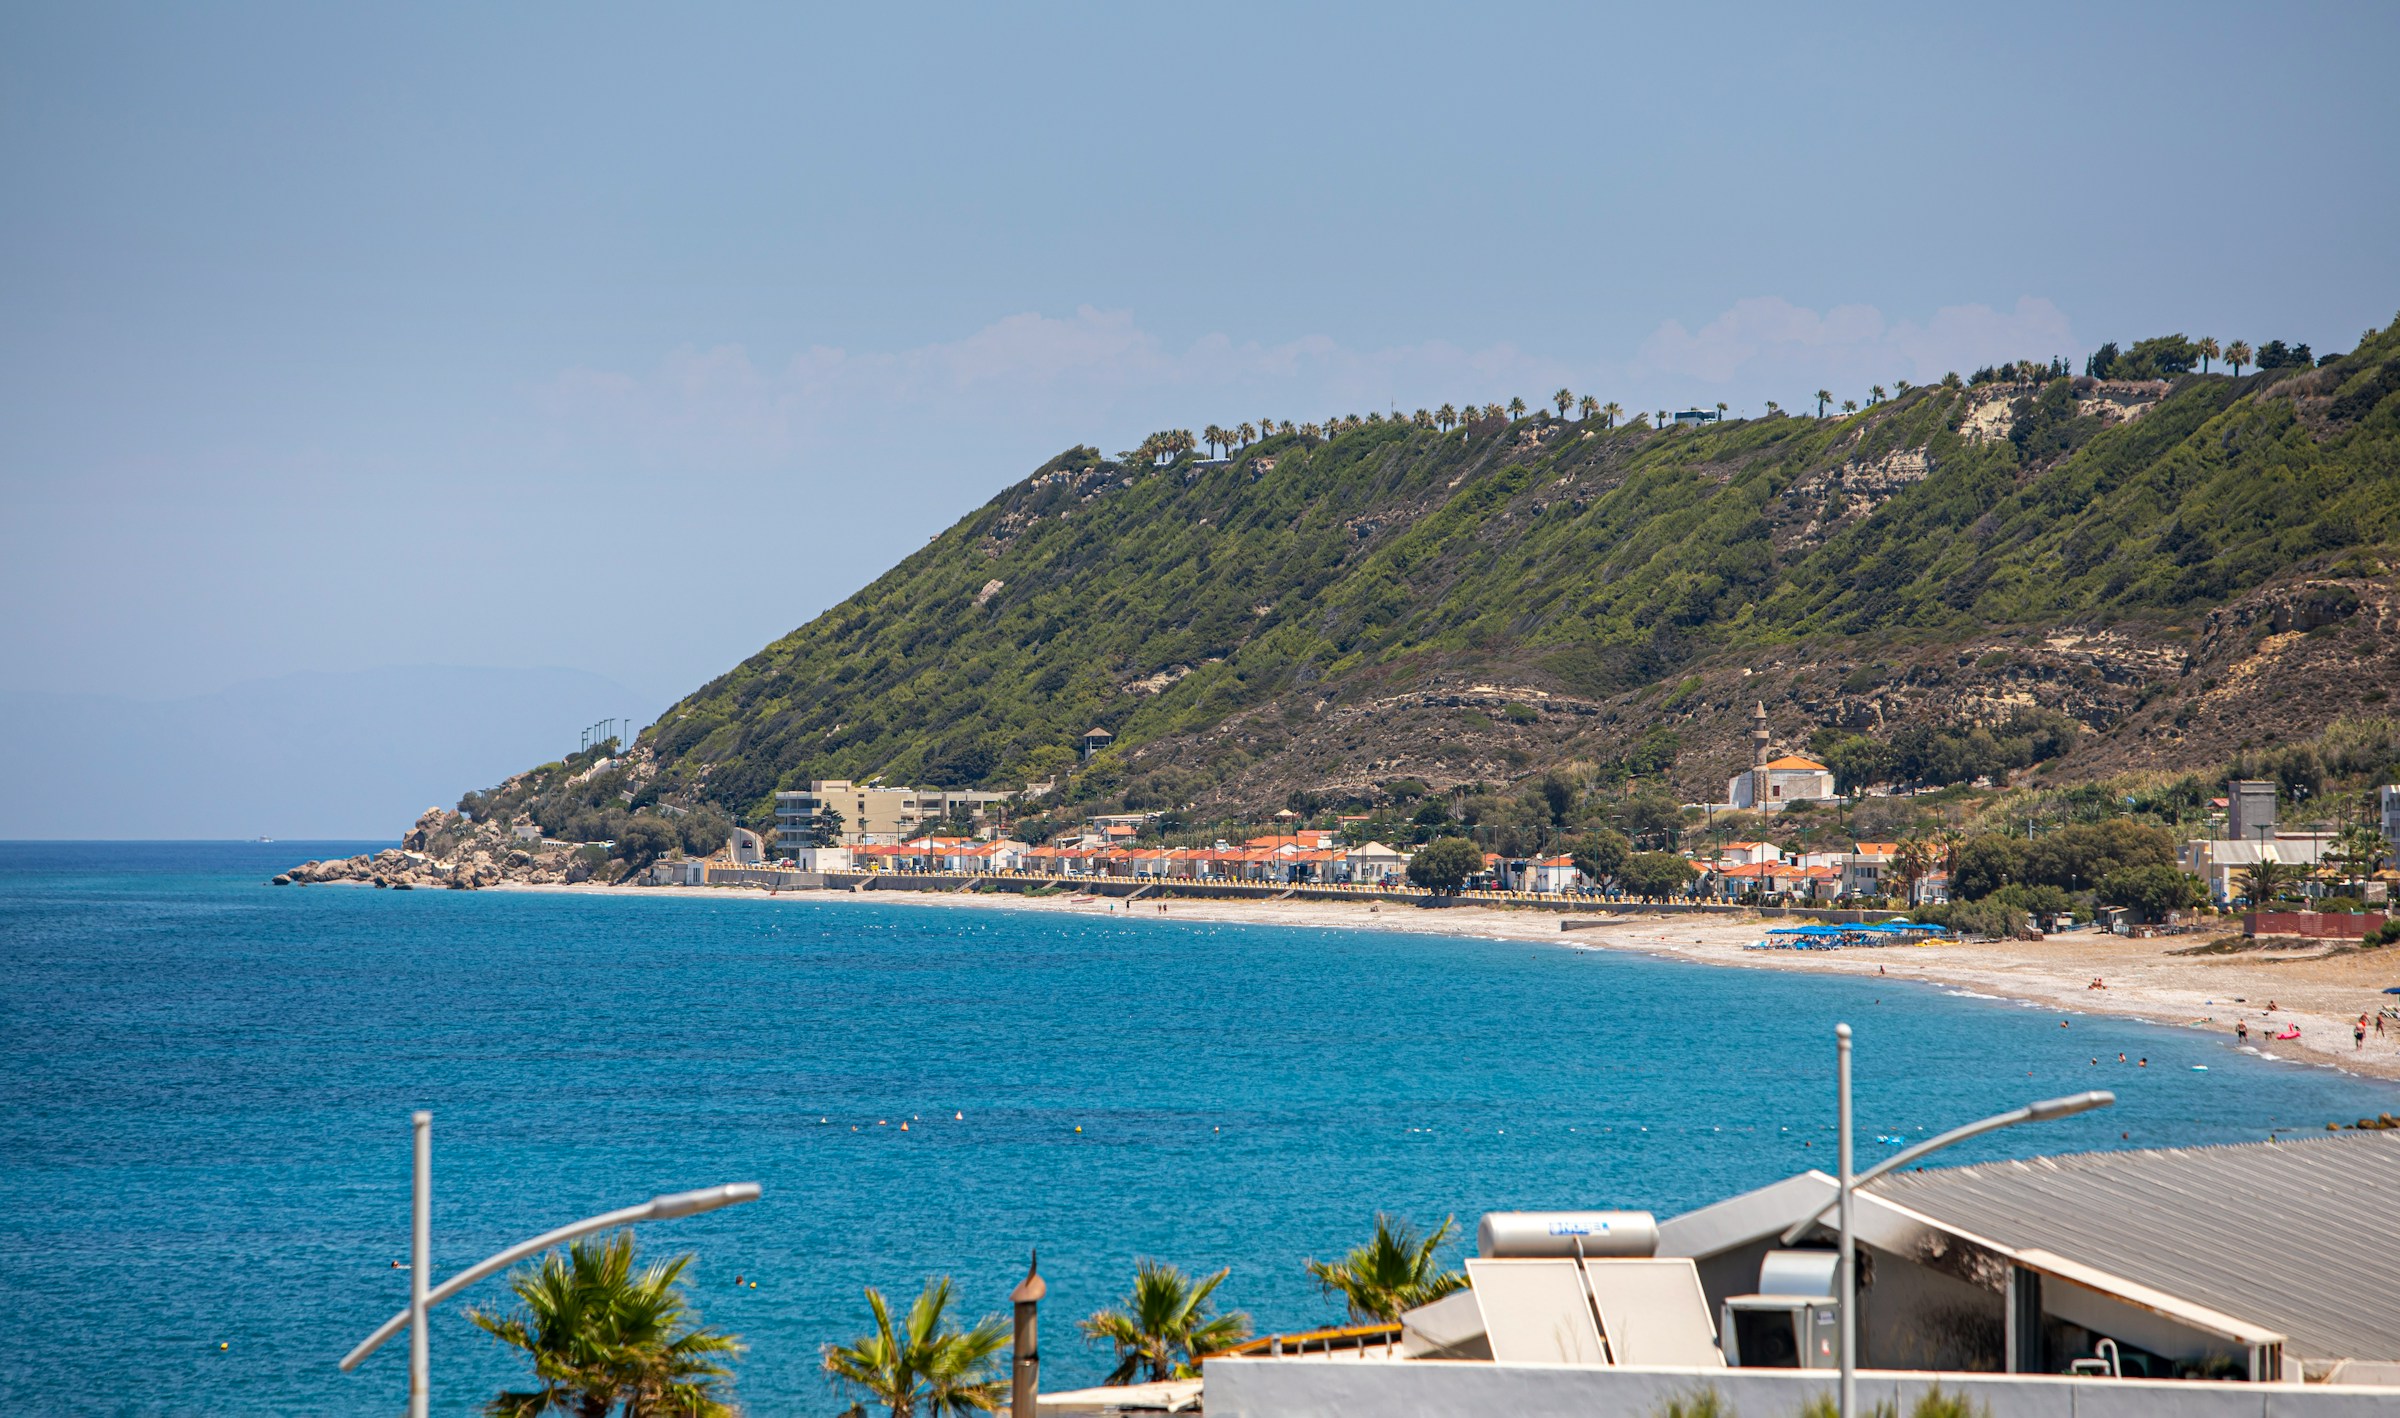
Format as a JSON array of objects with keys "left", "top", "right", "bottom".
[{"left": 273, "top": 808, "right": 598, "bottom": 889}]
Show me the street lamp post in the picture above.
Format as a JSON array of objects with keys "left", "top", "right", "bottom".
[
  {"left": 342, "top": 1112, "right": 761, "bottom": 1414},
  {"left": 1799, "top": 1029, "right": 2114, "bottom": 1418}
]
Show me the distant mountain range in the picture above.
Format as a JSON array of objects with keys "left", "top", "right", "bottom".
[
  {"left": 0, "top": 666, "right": 649, "bottom": 838},
  {"left": 484, "top": 321, "right": 2400, "bottom": 832}
]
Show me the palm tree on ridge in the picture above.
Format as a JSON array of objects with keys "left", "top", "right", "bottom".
[
  {"left": 1553, "top": 388, "right": 1574, "bottom": 417},
  {"left": 2225, "top": 340, "right": 2252, "bottom": 376},
  {"left": 1507, "top": 396, "right": 1527, "bottom": 421},
  {"left": 2196, "top": 337, "right": 2219, "bottom": 373},
  {"left": 1578, "top": 394, "right": 1599, "bottom": 422},
  {"left": 1870, "top": 384, "right": 1886, "bottom": 404},
  {"left": 1815, "top": 388, "right": 1832, "bottom": 418},
  {"left": 1436, "top": 403, "right": 1457, "bottom": 430}
]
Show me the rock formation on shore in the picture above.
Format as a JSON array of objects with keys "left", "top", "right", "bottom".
[{"left": 274, "top": 808, "right": 601, "bottom": 889}]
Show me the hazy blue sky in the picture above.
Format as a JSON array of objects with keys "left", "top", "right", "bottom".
[{"left": 5, "top": 0, "right": 2396, "bottom": 713}]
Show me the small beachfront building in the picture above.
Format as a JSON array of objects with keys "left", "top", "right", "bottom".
[
  {"left": 1345, "top": 841, "right": 1411, "bottom": 884},
  {"left": 1527, "top": 855, "right": 1582, "bottom": 893}
]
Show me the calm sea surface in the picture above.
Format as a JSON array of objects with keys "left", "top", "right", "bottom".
[{"left": 4, "top": 841, "right": 2394, "bottom": 1415}]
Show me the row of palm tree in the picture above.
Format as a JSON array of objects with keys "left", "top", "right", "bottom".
[
  {"left": 820, "top": 1214, "right": 1463, "bottom": 1416},
  {"left": 464, "top": 1212, "right": 1471, "bottom": 1416},
  {"left": 1156, "top": 350, "right": 2299, "bottom": 463},
  {"left": 1156, "top": 396, "right": 1658, "bottom": 467}
]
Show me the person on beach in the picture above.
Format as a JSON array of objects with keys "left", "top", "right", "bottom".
[
  {"left": 2237, "top": 1019, "right": 2248, "bottom": 1043},
  {"left": 2359, "top": 1018, "right": 2369, "bottom": 1050}
]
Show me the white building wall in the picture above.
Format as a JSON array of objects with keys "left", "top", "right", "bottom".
[{"left": 1205, "top": 1357, "right": 2395, "bottom": 1418}]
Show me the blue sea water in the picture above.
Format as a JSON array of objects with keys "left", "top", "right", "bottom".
[{"left": 3, "top": 842, "right": 2395, "bottom": 1416}]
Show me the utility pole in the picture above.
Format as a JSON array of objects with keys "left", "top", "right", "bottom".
[{"left": 1836, "top": 1025, "right": 1855, "bottom": 1418}]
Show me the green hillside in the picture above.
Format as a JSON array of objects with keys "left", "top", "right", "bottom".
[{"left": 491, "top": 319, "right": 2400, "bottom": 834}]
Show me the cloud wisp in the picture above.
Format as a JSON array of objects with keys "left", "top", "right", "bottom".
[{"left": 537, "top": 295, "right": 2079, "bottom": 468}]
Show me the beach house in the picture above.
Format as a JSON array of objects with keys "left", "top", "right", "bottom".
[
  {"left": 1844, "top": 843, "right": 1899, "bottom": 898},
  {"left": 1204, "top": 1130, "right": 2400, "bottom": 1413},
  {"left": 1344, "top": 841, "right": 1411, "bottom": 884}
]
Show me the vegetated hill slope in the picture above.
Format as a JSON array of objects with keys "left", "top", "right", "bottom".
[{"left": 606, "top": 322, "right": 2400, "bottom": 828}]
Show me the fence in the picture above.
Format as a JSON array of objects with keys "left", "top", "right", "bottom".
[{"left": 2244, "top": 911, "right": 2390, "bottom": 939}]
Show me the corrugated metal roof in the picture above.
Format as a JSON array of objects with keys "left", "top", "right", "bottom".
[{"left": 1871, "top": 1130, "right": 2400, "bottom": 1363}]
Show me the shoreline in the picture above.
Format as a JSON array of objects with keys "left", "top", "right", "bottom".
[{"left": 492, "top": 880, "right": 2400, "bottom": 1086}]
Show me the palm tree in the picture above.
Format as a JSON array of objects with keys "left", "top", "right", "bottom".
[
  {"left": 1842, "top": 399, "right": 1858, "bottom": 414},
  {"left": 1080, "top": 1261, "right": 1250, "bottom": 1385},
  {"left": 1435, "top": 402, "right": 1457, "bottom": 430},
  {"left": 1577, "top": 394, "right": 1599, "bottom": 422},
  {"left": 1600, "top": 401, "right": 1622, "bottom": 428},
  {"left": 2225, "top": 340, "right": 2252, "bottom": 376},
  {"left": 1300, "top": 422, "right": 1322, "bottom": 441},
  {"left": 1935, "top": 826, "right": 1964, "bottom": 877},
  {"left": 1870, "top": 384, "right": 1886, "bottom": 404},
  {"left": 1763, "top": 400, "right": 1781, "bottom": 416},
  {"left": 823, "top": 1278, "right": 1008, "bottom": 1418},
  {"left": 1304, "top": 1215, "right": 1467, "bottom": 1324},
  {"left": 1893, "top": 379, "right": 1913, "bottom": 395},
  {"left": 1236, "top": 421, "right": 1256, "bottom": 447},
  {"left": 468, "top": 1231, "right": 742, "bottom": 1418},
  {"left": 2239, "top": 856, "right": 2288, "bottom": 908},
  {"left": 2196, "top": 337, "right": 2219, "bottom": 373},
  {"left": 1553, "top": 388, "right": 1574, "bottom": 417},
  {"left": 1483, "top": 402, "right": 1504, "bottom": 421},
  {"left": 1815, "top": 388, "right": 1832, "bottom": 418},
  {"left": 1506, "top": 396, "right": 1527, "bottom": 421},
  {"left": 1893, "top": 838, "right": 1934, "bottom": 903},
  {"left": 1201, "top": 425, "right": 1225, "bottom": 459},
  {"left": 2333, "top": 824, "right": 2389, "bottom": 891},
  {"left": 1715, "top": 401, "right": 1729, "bottom": 421}
]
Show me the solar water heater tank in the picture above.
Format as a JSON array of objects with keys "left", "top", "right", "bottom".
[{"left": 1475, "top": 1211, "right": 1659, "bottom": 1259}]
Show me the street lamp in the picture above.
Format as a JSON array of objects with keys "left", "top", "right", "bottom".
[
  {"left": 340, "top": 1111, "right": 761, "bottom": 1417},
  {"left": 1788, "top": 1030, "right": 2113, "bottom": 1418}
]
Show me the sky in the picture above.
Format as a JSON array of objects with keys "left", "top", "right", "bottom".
[{"left": 3, "top": 0, "right": 2396, "bottom": 732}]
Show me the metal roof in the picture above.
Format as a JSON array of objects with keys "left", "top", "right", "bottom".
[{"left": 1870, "top": 1130, "right": 2400, "bottom": 1363}]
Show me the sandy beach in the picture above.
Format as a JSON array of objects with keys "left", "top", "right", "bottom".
[{"left": 502, "top": 881, "right": 2400, "bottom": 1087}]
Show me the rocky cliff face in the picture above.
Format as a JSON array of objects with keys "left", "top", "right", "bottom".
[{"left": 274, "top": 808, "right": 603, "bottom": 889}]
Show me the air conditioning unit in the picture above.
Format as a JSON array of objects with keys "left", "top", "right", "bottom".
[{"left": 1721, "top": 1250, "right": 1840, "bottom": 1369}]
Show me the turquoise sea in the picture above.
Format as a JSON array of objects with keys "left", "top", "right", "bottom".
[{"left": 4, "top": 841, "right": 2394, "bottom": 1415}]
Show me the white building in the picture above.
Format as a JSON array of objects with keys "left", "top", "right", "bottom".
[
  {"left": 1726, "top": 702, "right": 1838, "bottom": 811},
  {"left": 2177, "top": 835, "right": 2337, "bottom": 906},
  {"left": 1345, "top": 842, "right": 1412, "bottom": 883}
]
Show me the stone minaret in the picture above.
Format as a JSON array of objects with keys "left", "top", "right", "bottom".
[{"left": 1751, "top": 701, "right": 1771, "bottom": 771}]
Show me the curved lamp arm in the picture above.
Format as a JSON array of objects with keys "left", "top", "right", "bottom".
[
  {"left": 340, "top": 1182, "right": 761, "bottom": 1372},
  {"left": 1778, "top": 1091, "right": 2111, "bottom": 1245}
]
